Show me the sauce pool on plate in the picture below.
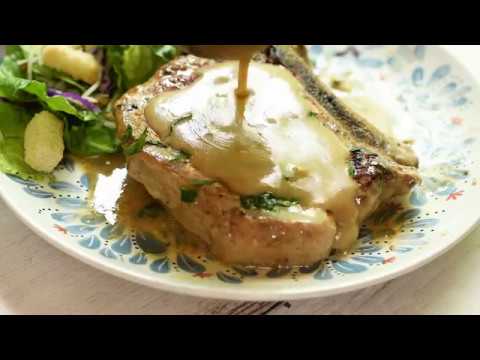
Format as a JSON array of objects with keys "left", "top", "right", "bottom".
[{"left": 78, "top": 155, "right": 206, "bottom": 256}]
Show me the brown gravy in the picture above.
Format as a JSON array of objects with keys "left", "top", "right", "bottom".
[
  {"left": 77, "top": 155, "right": 207, "bottom": 256},
  {"left": 77, "top": 154, "right": 406, "bottom": 267}
]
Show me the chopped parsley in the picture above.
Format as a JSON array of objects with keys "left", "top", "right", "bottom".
[
  {"left": 121, "top": 125, "right": 148, "bottom": 156},
  {"left": 171, "top": 150, "right": 191, "bottom": 162},
  {"left": 349, "top": 147, "right": 388, "bottom": 187},
  {"left": 240, "top": 192, "right": 299, "bottom": 211},
  {"left": 137, "top": 202, "right": 165, "bottom": 218},
  {"left": 308, "top": 111, "right": 319, "bottom": 119},
  {"left": 120, "top": 125, "right": 133, "bottom": 143},
  {"left": 167, "top": 113, "right": 193, "bottom": 137},
  {"left": 124, "top": 129, "right": 148, "bottom": 156},
  {"left": 180, "top": 179, "right": 216, "bottom": 204},
  {"left": 348, "top": 162, "right": 356, "bottom": 177},
  {"left": 180, "top": 187, "right": 199, "bottom": 203},
  {"left": 351, "top": 146, "right": 364, "bottom": 153}
]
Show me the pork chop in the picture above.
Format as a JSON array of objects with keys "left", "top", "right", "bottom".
[{"left": 114, "top": 47, "right": 420, "bottom": 267}]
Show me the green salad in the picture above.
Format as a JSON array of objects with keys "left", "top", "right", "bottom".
[{"left": 0, "top": 45, "right": 178, "bottom": 180}]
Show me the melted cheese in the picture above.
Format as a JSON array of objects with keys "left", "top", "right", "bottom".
[{"left": 145, "top": 61, "right": 360, "bottom": 249}]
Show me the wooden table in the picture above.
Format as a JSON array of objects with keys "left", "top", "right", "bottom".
[{"left": 1, "top": 45, "right": 479, "bottom": 315}]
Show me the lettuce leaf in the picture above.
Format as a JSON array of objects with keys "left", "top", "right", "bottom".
[
  {"left": 105, "top": 45, "right": 177, "bottom": 93},
  {"left": 0, "top": 57, "right": 31, "bottom": 101},
  {"left": 0, "top": 73, "right": 96, "bottom": 122},
  {"left": 0, "top": 51, "right": 119, "bottom": 158},
  {"left": 32, "top": 64, "right": 89, "bottom": 93},
  {"left": 123, "top": 45, "right": 157, "bottom": 89},
  {"left": 0, "top": 48, "right": 99, "bottom": 122},
  {"left": 0, "top": 101, "right": 46, "bottom": 180},
  {"left": 0, "top": 45, "right": 179, "bottom": 172},
  {"left": 6, "top": 45, "right": 25, "bottom": 59},
  {"left": 104, "top": 45, "right": 127, "bottom": 95},
  {"left": 63, "top": 118, "right": 120, "bottom": 156}
]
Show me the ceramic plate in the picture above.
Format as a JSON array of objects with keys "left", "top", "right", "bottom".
[{"left": 1, "top": 45, "right": 479, "bottom": 301}]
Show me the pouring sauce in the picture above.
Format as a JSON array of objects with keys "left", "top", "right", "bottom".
[
  {"left": 145, "top": 60, "right": 361, "bottom": 249},
  {"left": 184, "top": 45, "right": 267, "bottom": 102}
]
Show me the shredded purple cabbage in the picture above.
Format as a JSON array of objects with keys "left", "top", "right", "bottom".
[
  {"left": 45, "top": 47, "right": 110, "bottom": 110},
  {"left": 96, "top": 48, "right": 113, "bottom": 94},
  {"left": 100, "top": 69, "right": 113, "bottom": 94},
  {"left": 47, "top": 88, "right": 100, "bottom": 112}
]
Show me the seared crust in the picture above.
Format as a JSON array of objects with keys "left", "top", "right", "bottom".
[{"left": 114, "top": 55, "right": 214, "bottom": 142}]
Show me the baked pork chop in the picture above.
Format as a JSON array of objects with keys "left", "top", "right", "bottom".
[{"left": 114, "top": 46, "right": 420, "bottom": 267}]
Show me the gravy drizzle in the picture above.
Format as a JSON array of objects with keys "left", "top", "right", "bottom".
[{"left": 184, "top": 45, "right": 267, "bottom": 123}]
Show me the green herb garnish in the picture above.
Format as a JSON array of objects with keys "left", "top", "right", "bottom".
[
  {"left": 180, "top": 187, "right": 199, "bottom": 203},
  {"left": 120, "top": 125, "right": 148, "bottom": 156},
  {"left": 137, "top": 202, "right": 165, "bottom": 218},
  {"left": 120, "top": 125, "right": 134, "bottom": 144},
  {"left": 171, "top": 150, "right": 191, "bottom": 162},
  {"left": 123, "top": 128, "right": 147, "bottom": 156},
  {"left": 348, "top": 163, "right": 356, "bottom": 177},
  {"left": 167, "top": 113, "right": 193, "bottom": 137},
  {"left": 240, "top": 192, "right": 299, "bottom": 211},
  {"left": 180, "top": 179, "right": 216, "bottom": 203}
]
